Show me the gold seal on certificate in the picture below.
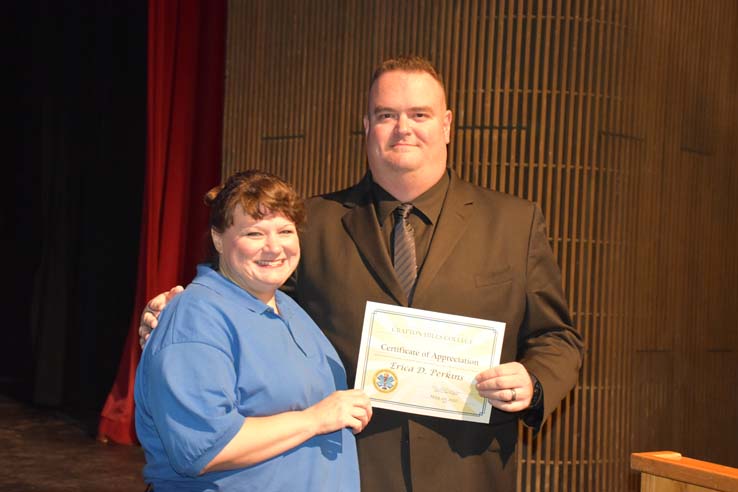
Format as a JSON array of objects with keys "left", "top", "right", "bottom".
[
  {"left": 373, "top": 369, "right": 398, "bottom": 393},
  {"left": 354, "top": 301, "right": 506, "bottom": 423}
]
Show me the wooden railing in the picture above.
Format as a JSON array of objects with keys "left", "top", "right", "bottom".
[{"left": 631, "top": 451, "right": 738, "bottom": 492}]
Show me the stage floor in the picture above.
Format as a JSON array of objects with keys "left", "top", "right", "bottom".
[{"left": 0, "top": 395, "right": 145, "bottom": 491}]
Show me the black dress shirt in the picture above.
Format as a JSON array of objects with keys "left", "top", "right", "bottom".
[{"left": 371, "top": 170, "right": 450, "bottom": 275}]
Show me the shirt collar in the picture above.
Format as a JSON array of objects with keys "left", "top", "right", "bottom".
[
  {"left": 371, "top": 169, "right": 450, "bottom": 225},
  {"left": 193, "top": 264, "right": 292, "bottom": 318}
]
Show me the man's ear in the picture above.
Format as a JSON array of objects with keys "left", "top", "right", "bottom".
[
  {"left": 443, "top": 109, "right": 453, "bottom": 144},
  {"left": 363, "top": 115, "right": 370, "bottom": 137}
]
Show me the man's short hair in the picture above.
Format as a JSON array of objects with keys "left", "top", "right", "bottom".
[{"left": 368, "top": 55, "right": 446, "bottom": 94}]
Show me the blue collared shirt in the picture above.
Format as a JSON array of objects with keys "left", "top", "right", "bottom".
[{"left": 134, "top": 265, "right": 359, "bottom": 491}]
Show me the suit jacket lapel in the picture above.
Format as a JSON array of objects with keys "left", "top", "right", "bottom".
[
  {"left": 414, "top": 173, "right": 474, "bottom": 298},
  {"left": 341, "top": 177, "right": 408, "bottom": 305}
]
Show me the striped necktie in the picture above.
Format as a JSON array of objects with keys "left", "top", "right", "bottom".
[{"left": 393, "top": 203, "right": 417, "bottom": 300}]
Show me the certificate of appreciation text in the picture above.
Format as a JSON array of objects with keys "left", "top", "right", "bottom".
[{"left": 354, "top": 301, "right": 506, "bottom": 423}]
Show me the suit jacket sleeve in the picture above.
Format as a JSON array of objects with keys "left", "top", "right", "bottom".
[{"left": 518, "top": 206, "right": 584, "bottom": 424}]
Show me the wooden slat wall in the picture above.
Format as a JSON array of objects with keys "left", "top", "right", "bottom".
[{"left": 221, "top": 1, "right": 738, "bottom": 491}]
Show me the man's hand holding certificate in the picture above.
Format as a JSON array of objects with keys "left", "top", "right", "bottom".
[{"left": 354, "top": 302, "right": 506, "bottom": 423}]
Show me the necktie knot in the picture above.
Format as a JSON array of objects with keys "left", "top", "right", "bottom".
[{"left": 394, "top": 203, "right": 413, "bottom": 220}]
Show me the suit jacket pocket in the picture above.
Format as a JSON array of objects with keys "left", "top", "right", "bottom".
[{"left": 474, "top": 265, "right": 512, "bottom": 287}]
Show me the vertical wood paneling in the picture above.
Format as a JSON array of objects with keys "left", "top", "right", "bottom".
[
  {"left": 606, "top": 2, "right": 630, "bottom": 489},
  {"left": 221, "top": 1, "right": 738, "bottom": 490}
]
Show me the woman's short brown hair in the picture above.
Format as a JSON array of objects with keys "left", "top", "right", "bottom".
[{"left": 204, "top": 170, "right": 305, "bottom": 264}]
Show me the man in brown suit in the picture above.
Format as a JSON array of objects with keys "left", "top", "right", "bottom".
[{"left": 142, "top": 56, "right": 583, "bottom": 491}]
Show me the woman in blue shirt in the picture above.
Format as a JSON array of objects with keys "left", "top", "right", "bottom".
[{"left": 135, "top": 170, "right": 372, "bottom": 491}]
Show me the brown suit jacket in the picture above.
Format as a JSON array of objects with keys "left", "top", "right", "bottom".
[{"left": 288, "top": 171, "right": 583, "bottom": 492}]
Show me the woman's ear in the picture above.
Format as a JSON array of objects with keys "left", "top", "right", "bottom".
[{"left": 211, "top": 228, "right": 223, "bottom": 254}]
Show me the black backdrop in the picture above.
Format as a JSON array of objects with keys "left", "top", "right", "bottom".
[{"left": 4, "top": 1, "right": 147, "bottom": 431}]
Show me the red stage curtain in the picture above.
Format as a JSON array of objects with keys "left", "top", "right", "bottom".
[{"left": 98, "top": 0, "right": 226, "bottom": 444}]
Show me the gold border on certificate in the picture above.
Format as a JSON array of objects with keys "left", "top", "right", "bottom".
[{"left": 354, "top": 301, "right": 506, "bottom": 424}]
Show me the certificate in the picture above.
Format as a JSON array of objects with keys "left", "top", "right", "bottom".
[{"left": 354, "top": 301, "right": 505, "bottom": 423}]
